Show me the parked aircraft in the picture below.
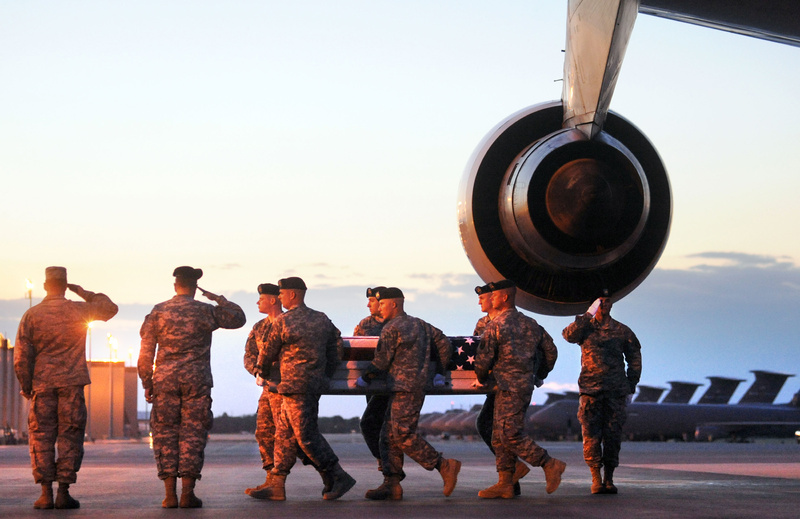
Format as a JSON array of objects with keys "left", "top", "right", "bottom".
[{"left": 457, "top": 0, "right": 800, "bottom": 315}]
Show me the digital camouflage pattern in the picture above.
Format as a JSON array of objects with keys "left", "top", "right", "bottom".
[
  {"left": 258, "top": 304, "right": 342, "bottom": 394},
  {"left": 491, "top": 390, "right": 550, "bottom": 471},
  {"left": 139, "top": 294, "right": 246, "bottom": 480},
  {"left": 473, "top": 315, "right": 494, "bottom": 451},
  {"left": 475, "top": 308, "right": 558, "bottom": 393},
  {"left": 380, "top": 391, "right": 442, "bottom": 476},
  {"left": 562, "top": 313, "right": 642, "bottom": 469},
  {"left": 27, "top": 387, "right": 87, "bottom": 484},
  {"left": 15, "top": 292, "right": 118, "bottom": 394},
  {"left": 15, "top": 290, "right": 117, "bottom": 485},
  {"left": 363, "top": 313, "right": 452, "bottom": 392},
  {"left": 353, "top": 315, "right": 385, "bottom": 337},
  {"left": 473, "top": 314, "right": 491, "bottom": 336},
  {"left": 561, "top": 313, "right": 642, "bottom": 397},
  {"left": 272, "top": 393, "right": 338, "bottom": 475},
  {"left": 244, "top": 317, "right": 277, "bottom": 469}
]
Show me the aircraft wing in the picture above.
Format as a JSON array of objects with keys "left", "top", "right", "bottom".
[{"left": 640, "top": 0, "right": 800, "bottom": 47}]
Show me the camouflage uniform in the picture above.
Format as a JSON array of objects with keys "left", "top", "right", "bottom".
[
  {"left": 139, "top": 294, "right": 246, "bottom": 480},
  {"left": 258, "top": 304, "right": 343, "bottom": 476},
  {"left": 562, "top": 313, "right": 641, "bottom": 469},
  {"left": 475, "top": 308, "right": 558, "bottom": 472},
  {"left": 354, "top": 316, "right": 388, "bottom": 465},
  {"left": 244, "top": 317, "right": 277, "bottom": 470},
  {"left": 362, "top": 313, "right": 452, "bottom": 476},
  {"left": 472, "top": 316, "right": 494, "bottom": 451},
  {"left": 15, "top": 291, "right": 118, "bottom": 484}
]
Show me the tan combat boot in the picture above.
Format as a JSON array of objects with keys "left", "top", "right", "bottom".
[
  {"left": 323, "top": 463, "right": 356, "bottom": 500},
  {"left": 245, "top": 471, "right": 271, "bottom": 495},
  {"left": 54, "top": 482, "right": 80, "bottom": 509},
  {"left": 33, "top": 482, "right": 54, "bottom": 509},
  {"left": 512, "top": 460, "right": 530, "bottom": 496},
  {"left": 438, "top": 458, "right": 461, "bottom": 496},
  {"left": 249, "top": 473, "right": 286, "bottom": 501},
  {"left": 542, "top": 457, "right": 566, "bottom": 494},
  {"left": 365, "top": 475, "right": 403, "bottom": 500},
  {"left": 603, "top": 466, "right": 618, "bottom": 494},
  {"left": 162, "top": 476, "right": 178, "bottom": 507},
  {"left": 590, "top": 466, "right": 604, "bottom": 494},
  {"left": 478, "top": 470, "right": 514, "bottom": 499},
  {"left": 179, "top": 477, "right": 203, "bottom": 508}
]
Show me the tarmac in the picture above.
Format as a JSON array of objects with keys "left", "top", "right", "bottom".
[{"left": 2, "top": 434, "right": 799, "bottom": 518}]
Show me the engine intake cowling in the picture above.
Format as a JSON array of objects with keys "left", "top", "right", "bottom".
[{"left": 457, "top": 101, "right": 671, "bottom": 315}]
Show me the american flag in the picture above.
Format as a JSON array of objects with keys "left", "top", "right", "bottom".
[{"left": 446, "top": 336, "right": 482, "bottom": 372}]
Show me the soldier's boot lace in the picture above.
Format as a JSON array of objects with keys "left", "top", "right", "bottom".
[
  {"left": 323, "top": 463, "right": 356, "bottom": 500},
  {"left": 437, "top": 457, "right": 461, "bottom": 497},
  {"left": 179, "top": 477, "right": 203, "bottom": 508},
  {"left": 512, "top": 460, "right": 529, "bottom": 496},
  {"left": 478, "top": 470, "right": 514, "bottom": 499},
  {"left": 33, "top": 482, "right": 54, "bottom": 509},
  {"left": 249, "top": 472, "right": 286, "bottom": 501},
  {"left": 55, "top": 483, "right": 80, "bottom": 509},
  {"left": 603, "top": 466, "right": 618, "bottom": 494},
  {"left": 245, "top": 471, "right": 272, "bottom": 495},
  {"left": 590, "top": 466, "right": 604, "bottom": 494},
  {"left": 542, "top": 457, "right": 566, "bottom": 494},
  {"left": 162, "top": 476, "right": 178, "bottom": 507},
  {"left": 365, "top": 475, "right": 403, "bottom": 500}
]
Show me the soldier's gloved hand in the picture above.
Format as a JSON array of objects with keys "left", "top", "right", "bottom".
[
  {"left": 356, "top": 376, "right": 369, "bottom": 388},
  {"left": 198, "top": 286, "right": 222, "bottom": 303},
  {"left": 20, "top": 389, "right": 32, "bottom": 400},
  {"left": 586, "top": 298, "right": 602, "bottom": 317},
  {"left": 255, "top": 374, "right": 266, "bottom": 387},
  {"left": 144, "top": 387, "right": 155, "bottom": 403},
  {"left": 433, "top": 374, "right": 446, "bottom": 388}
]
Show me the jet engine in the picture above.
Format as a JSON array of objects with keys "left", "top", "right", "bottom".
[{"left": 457, "top": 101, "right": 671, "bottom": 315}]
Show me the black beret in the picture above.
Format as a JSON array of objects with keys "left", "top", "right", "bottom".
[
  {"left": 279, "top": 276, "right": 307, "bottom": 290},
  {"left": 258, "top": 283, "right": 280, "bottom": 296},
  {"left": 375, "top": 287, "right": 404, "bottom": 300},
  {"left": 366, "top": 286, "right": 387, "bottom": 298},
  {"left": 474, "top": 283, "right": 492, "bottom": 295},
  {"left": 488, "top": 279, "right": 515, "bottom": 291},
  {"left": 173, "top": 266, "right": 203, "bottom": 280}
]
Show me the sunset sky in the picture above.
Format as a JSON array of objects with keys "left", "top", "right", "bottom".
[{"left": 2, "top": 1, "right": 800, "bottom": 417}]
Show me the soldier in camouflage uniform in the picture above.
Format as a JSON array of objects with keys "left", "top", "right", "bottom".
[
  {"left": 562, "top": 292, "right": 641, "bottom": 495},
  {"left": 472, "top": 283, "right": 530, "bottom": 496},
  {"left": 357, "top": 287, "right": 461, "bottom": 500},
  {"left": 242, "top": 283, "right": 282, "bottom": 495},
  {"left": 138, "top": 266, "right": 246, "bottom": 508},
  {"left": 255, "top": 276, "right": 356, "bottom": 501},
  {"left": 353, "top": 287, "right": 392, "bottom": 476},
  {"left": 14, "top": 266, "right": 118, "bottom": 510},
  {"left": 475, "top": 280, "right": 566, "bottom": 499}
]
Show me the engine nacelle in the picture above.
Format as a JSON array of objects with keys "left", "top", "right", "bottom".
[{"left": 458, "top": 102, "right": 671, "bottom": 315}]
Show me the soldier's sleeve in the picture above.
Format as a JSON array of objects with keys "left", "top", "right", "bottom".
[
  {"left": 624, "top": 329, "right": 643, "bottom": 393},
  {"left": 474, "top": 324, "right": 498, "bottom": 384},
  {"left": 363, "top": 326, "right": 395, "bottom": 382},
  {"left": 562, "top": 313, "right": 591, "bottom": 344},
  {"left": 138, "top": 312, "right": 158, "bottom": 391},
  {"left": 243, "top": 325, "right": 260, "bottom": 377},
  {"left": 13, "top": 315, "right": 35, "bottom": 395},
  {"left": 325, "top": 323, "right": 343, "bottom": 379},
  {"left": 258, "top": 318, "right": 283, "bottom": 376},
  {"left": 82, "top": 291, "right": 119, "bottom": 322},
  {"left": 212, "top": 297, "right": 247, "bottom": 329},
  {"left": 429, "top": 324, "right": 452, "bottom": 375},
  {"left": 353, "top": 319, "right": 365, "bottom": 336},
  {"left": 536, "top": 328, "right": 559, "bottom": 380}
]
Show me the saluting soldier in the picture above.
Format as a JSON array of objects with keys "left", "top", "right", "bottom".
[
  {"left": 256, "top": 276, "right": 356, "bottom": 501},
  {"left": 138, "top": 266, "right": 246, "bottom": 508},
  {"left": 475, "top": 280, "right": 566, "bottom": 499},
  {"left": 15, "top": 266, "right": 118, "bottom": 510},
  {"left": 357, "top": 287, "right": 460, "bottom": 500},
  {"left": 562, "top": 291, "right": 642, "bottom": 494}
]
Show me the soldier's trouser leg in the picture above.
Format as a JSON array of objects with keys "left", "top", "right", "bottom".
[
  {"left": 578, "top": 394, "right": 604, "bottom": 468},
  {"left": 384, "top": 392, "right": 441, "bottom": 476},
  {"left": 255, "top": 387, "right": 275, "bottom": 470},
  {"left": 151, "top": 386, "right": 182, "bottom": 479},
  {"left": 601, "top": 396, "right": 627, "bottom": 469},
  {"left": 177, "top": 384, "right": 213, "bottom": 480},
  {"left": 476, "top": 393, "right": 495, "bottom": 452},
  {"left": 492, "top": 390, "right": 548, "bottom": 472},
  {"left": 269, "top": 392, "right": 314, "bottom": 469},
  {"left": 28, "top": 387, "right": 87, "bottom": 485},
  {"left": 274, "top": 393, "right": 338, "bottom": 476},
  {"left": 361, "top": 394, "right": 390, "bottom": 461}
]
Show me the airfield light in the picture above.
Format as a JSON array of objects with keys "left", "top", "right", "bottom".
[{"left": 25, "top": 279, "right": 33, "bottom": 307}]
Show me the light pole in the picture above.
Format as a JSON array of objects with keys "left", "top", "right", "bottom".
[
  {"left": 25, "top": 279, "right": 33, "bottom": 308},
  {"left": 107, "top": 334, "right": 118, "bottom": 438},
  {"left": 86, "top": 321, "right": 96, "bottom": 441}
]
